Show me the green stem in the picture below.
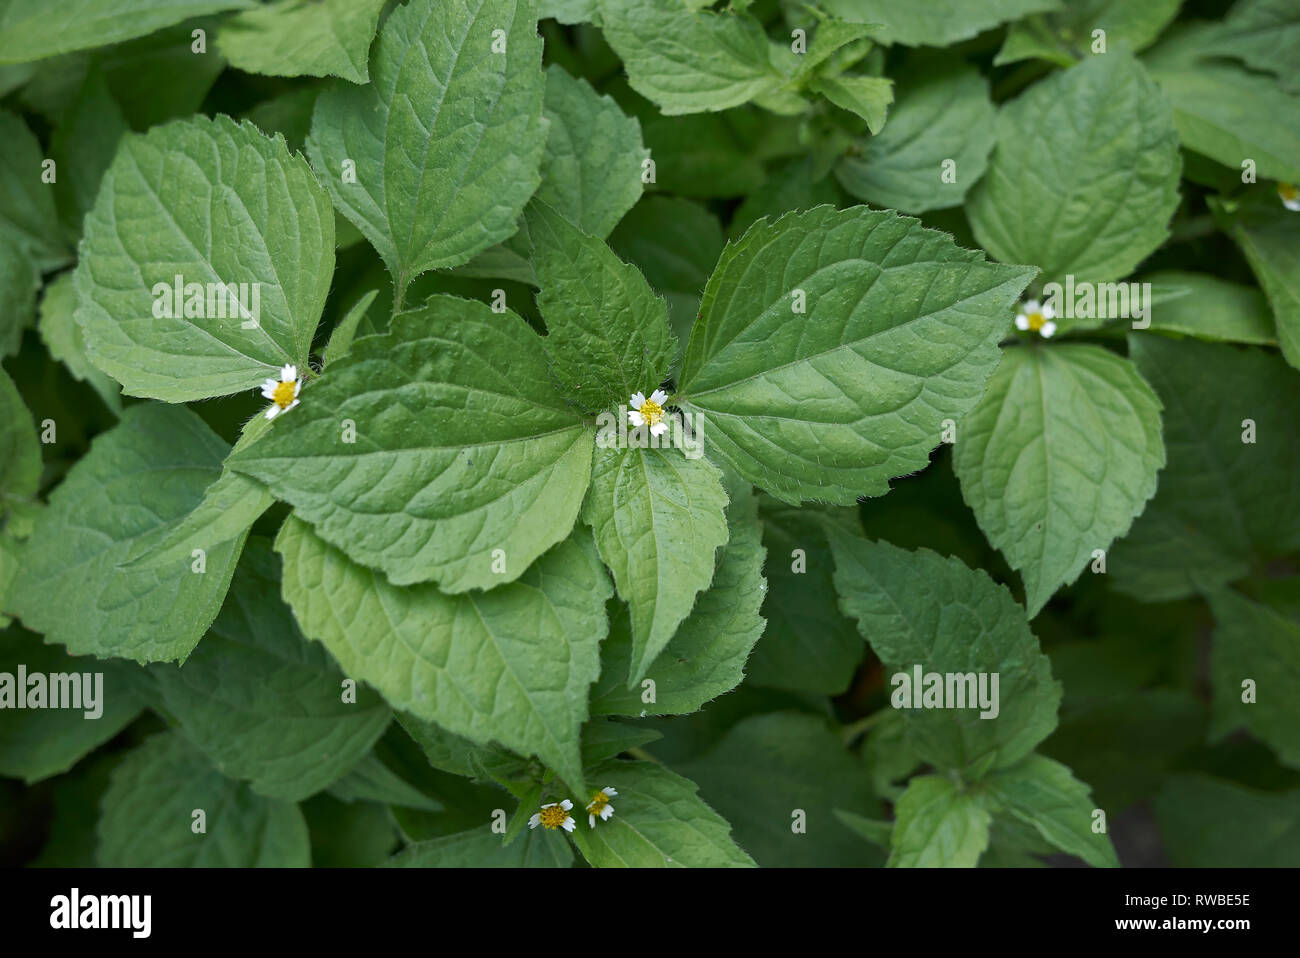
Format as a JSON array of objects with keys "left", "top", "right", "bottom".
[{"left": 841, "top": 708, "right": 891, "bottom": 746}]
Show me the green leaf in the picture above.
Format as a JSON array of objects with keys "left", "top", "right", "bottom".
[
  {"left": 528, "top": 200, "right": 675, "bottom": 413},
  {"left": 570, "top": 760, "right": 754, "bottom": 867},
  {"left": 97, "top": 731, "right": 310, "bottom": 867},
  {"left": 327, "top": 752, "right": 445, "bottom": 812},
  {"left": 230, "top": 299, "right": 594, "bottom": 591},
  {"left": 746, "top": 500, "right": 862, "bottom": 694},
  {"left": 1216, "top": 198, "right": 1300, "bottom": 371},
  {"left": 1208, "top": 588, "right": 1300, "bottom": 770},
  {"left": 538, "top": 65, "right": 647, "bottom": 238},
  {"left": 728, "top": 156, "right": 839, "bottom": 242},
  {"left": 582, "top": 444, "right": 729, "bottom": 686},
  {"left": 385, "top": 824, "right": 571, "bottom": 867},
  {"left": 0, "top": 232, "right": 38, "bottom": 358},
  {"left": 968, "top": 51, "right": 1181, "bottom": 286},
  {"left": 49, "top": 76, "right": 127, "bottom": 235},
  {"left": 809, "top": 74, "right": 892, "bottom": 134},
  {"left": 835, "top": 64, "right": 994, "bottom": 215},
  {"left": 982, "top": 753, "right": 1119, "bottom": 867},
  {"left": 581, "top": 718, "right": 663, "bottom": 766},
  {"left": 0, "top": 0, "right": 254, "bottom": 64},
  {"left": 677, "top": 205, "right": 1035, "bottom": 505},
  {"left": 398, "top": 712, "right": 530, "bottom": 782},
  {"left": 276, "top": 517, "right": 611, "bottom": 795},
  {"left": 834, "top": 809, "right": 893, "bottom": 849},
  {"left": 952, "top": 345, "right": 1164, "bottom": 616},
  {"left": 0, "top": 365, "right": 40, "bottom": 512},
  {"left": 10, "top": 404, "right": 246, "bottom": 664},
  {"left": 74, "top": 114, "right": 335, "bottom": 402},
  {"left": 0, "top": 626, "right": 144, "bottom": 783},
  {"left": 608, "top": 195, "right": 725, "bottom": 355},
  {"left": 217, "top": 0, "right": 387, "bottom": 84},
  {"left": 599, "top": 0, "right": 783, "bottom": 115},
  {"left": 676, "top": 712, "right": 882, "bottom": 866},
  {"left": 997, "top": 0, "right": 1182, "bottom": 66},
  {"left": 1109, "top": 337, "right": 1300, "bottom": 601},
  {"left": 149, "top": 538, "right": 393, "bottom": 801},
  {"left": 1144, "top": 26, "right": 1300, "bottom": 183},
  {"left": 821, "top": 0, "right": 1063, "bottom": 48},
  {"left": 638, "top": 111, "right": 766, "bottom": 198},
  {"left": 38, "top": 272, "right": 122, "bottom": 413},
  {"left": 591, "top": 478, "right": 765, "bottom": 714},
  {"left": 0, "top": 110, "right": 70, "bottom": 272},
  {"left": 1201, "top": 0, "right": 1300, "bottom": 88},
  {"left": 1139, "top": 270, "right": 1277, "bottom": 346},
  {"left": 1155, "top": 774, "right": 1300, "bottom": 867},
  {"left": 302, "top": 793, "right": 398, "bottom": 866},
  {"left": 306, "top": 0, "right": 546, "bottom": 295},
  {"left": 887, "top": 775, "right": 990, "bottom": 867},
  {"left": 829, "top": 533, "right": 1062, "bottom": 775}
]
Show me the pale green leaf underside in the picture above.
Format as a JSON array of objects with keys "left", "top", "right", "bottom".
[
  {"left": 276, "top": 517, "right": 611, "bottom": 794},
  {"left": 307, "top": 0, "right": 546, "bottom": 290},
  {"left": 150, "top": 539, "right": 392, "bottom": 801},
  {"left": 678, "top": 205, "right": 1036, "bottom": 505},
  {"left": 984, "top": 753, "right": 1119, "bottom": 867},
  {"left": 96, "top": 731, "right": 310, "bottom": 867},
  {"left": 887, "top": 775, "right": 990, "bottom": 867},
  {"left": 822, "top": 0, "right": 1062, "bottom": 47},
  {"left": 968, "top": 50, "right": 1181, "bottom": 285},
  {"left": 952, "top": 344, "right": 1165, "bottom": 616},
  {"left": 217, "top": 0, "right": 387, "bottom": 84},
  {"left": 572, "top": 760, "right": 755, "bottom": 867},
  {"left": 11, "top": 404, "right": 246, "bottom": 664},
  {"left": 74, "top": 114, "right": 335, "bottom": 401},
  {"left": 1140, "top": 269, "right": 1276, "bottom": 346},
  {"left": 582, "top": 444, "right": 730, "bottom": 686},
  {"left": 829, "top": 533, "right": 1062, "bottom": 775},
  {"left": 230, "top": 299, "right": 594, "bottom": 592}
]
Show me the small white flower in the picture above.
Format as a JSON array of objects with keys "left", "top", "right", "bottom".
[
  {"left": 1014, "top": 299, "right": 1057, "bottom": 339},
  {"left": 1280, "top": 182, "right": 1300, "bottom": 212},
  {"left": 528, "top": 798, "right": 576, "bottom": 832},
  {"left": 261, "top": 363, "right": 302, "bottom": 419},
  {"left": 586, "top": 786, "right": 617, "bottom": 828},
  {"left": 628, "top": 388, "right": 669, "bottom": 437}
]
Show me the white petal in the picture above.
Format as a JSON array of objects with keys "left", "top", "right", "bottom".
[
  {"left": 1023, "top": 300, "right": 1040, "bottom": 314},
  {"left": 560, "top": 799, "right": 573, "bottom": 810},
  {"left": 1015, "top": 315, "right": 1029, "bottom": 330},
  {"left": 281, "top": 364, "right": 296, "bottom": 382},
  {"left": 628, "top": 410, "right": 645, "bottom": 427},
  {"left": 1040, "top": 302, "right": 1056, "bottom": 319},
  {"left": 630, "top": 392, "right": 645, "bottom": 408},
  {"left": 650, "top": 421, "right": 667, "bottom": 437},
  {"left": 601, "top": 805, "right": 614, "bottom": 820},
  {"left": 283, "top": 399, "right": 300, "bottom": 414},
  {"left": 292, "top": 379, "right": 302, "bottom": 397},
  {"left": 602, "top": 787, "right": 617, "bottom": 796},
  {"left": 261, "top": 385, "right": 278, "bottom": 399},
  {"left": 264, "top": 405, "right": 280, "bottom": 420},
  {"left": 649, "top": 388, "right": 667, "bottom": 405},
  {"left": 562, "top": 818, "right": 576, "bottom": 832},
  {"left": 528, "top": 814, "right": 541, "bottom": 828},
  {"left": 540, "top": 802, "right": 555, "bottom": 809},
  {"left": 589, "top": 814, "right": 596, "bottom": 828},
  {"left": 1041, "top": 321, "right": 1057, "bottom": 338},
  {"left": 1285, "top": 197, "right": 1300, "bottom": 212}
]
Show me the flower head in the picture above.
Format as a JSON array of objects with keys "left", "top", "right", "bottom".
[
  {"left": 586, "top": 786, "right": 617, "bottom": 828},
  {"left": 628, "top": 388, "right": 669, "bottom": 437},
  {"left": 528, "top": 799, "right": 576, "bottom": 832},
  {"left": 1280, "top": 182, "right": 1300, "bottom": 212},
  {"left": 1014, "top": 300, "right": 1057, "bottom": 338},
  {"left": 261, "top": 364, "right": 301, "bottom": 419}
]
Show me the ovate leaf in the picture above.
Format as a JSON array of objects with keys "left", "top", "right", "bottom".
[
  {"left": 821, "top": 0, "right": 1063, "bottom": 48},
  {"left": 0, "top": 365, "right": 40, "bottom": 511},
  {"left": 217, "top": 0, "right": 388, "bottom": 84},
  {"left": 968, "top": 51, "right": 1181, "bottom": 285},
  {"left": 307, "top": 0, "right": 546, "bottom": 295},
  {"left": 74, "top": 114, "right": 335, "bottom": 401},
  {"left": 997, "top": 0, "right": 1182, "bottom": 66},
  {"left": 0, "top": 110, "right": 69, "bottom": 271},
  {"left": 952, "top": 345, "right": 1164, "bottom": 616},
  {"left": 276, "top": 517, "right": 611, "bottom": 794},
  {"left": 582, "top": 444, "right": 729, "bottom": 686},
  {"left": 887, "top": 775, "right": 990, "bottom": 867},
  {"left": 11, "top": 404, "right": 246, "bottom": 664},
  {"left": 829, "top": 533, "right": 1062, "bottom": 776},
  {"left": 677, "top": 205, "right": 1035, "bottom": 505},
  {"left": 1140, "top": 270, "right": 1277, "bottom": 346},
  {"left": 230, "top": 300, "right": 594, "bottom": 592},
  {"left": 1216, "top": 197, "right": 1300, "bottom": 372},
  {"left": 37, "top": 272, "right": 122, "bottom": 413}
]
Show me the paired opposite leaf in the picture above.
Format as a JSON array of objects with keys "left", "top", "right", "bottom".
[
  {"left": 276, "top": 518, "right": 611, "bottom": 794},
  {"left": 952, "top": 345, "right": 1164, "bottom": 616},
  {"left": 968, "top": 50, "right": 1181, "bottom": 286},
  {"left": 11, "top": 405, "right": 246, "bottom": 664},
  {"left": 582, "top": 444, "right": 729, "bottom": 686},
  {"left": 74, "top": 114, "right": 335, "bottom": 401},
  {"left": 230, "top": 300, "right": 594, "bottom": 592},
  {"left": 829, "top": 534, "right": 1062, "bottom": 776},
  {"left": 307, "top": 0, "right": 546, "bottom": 293},
  {"left": 677, "top": 205, "right": 1035, "bottom": 505}
]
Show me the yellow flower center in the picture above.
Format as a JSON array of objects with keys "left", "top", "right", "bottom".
[
  {"left": 1281, "top": 183, "right": 1299, "bottom": 202},
  {"left": 1026, "top": 311, "right": 1046, "bottom": 331},
  {"left": 588, "top": 791, "right": 610, "bottom": 815},
  {"left": 638, "top": 398, "right": 663, "bottom": 426},
  {"left": 538, "top": 805, "right": 569, "bottom": 830},
  {"left": 271, "top": 379, "right": 297, "bottom": 409}
]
